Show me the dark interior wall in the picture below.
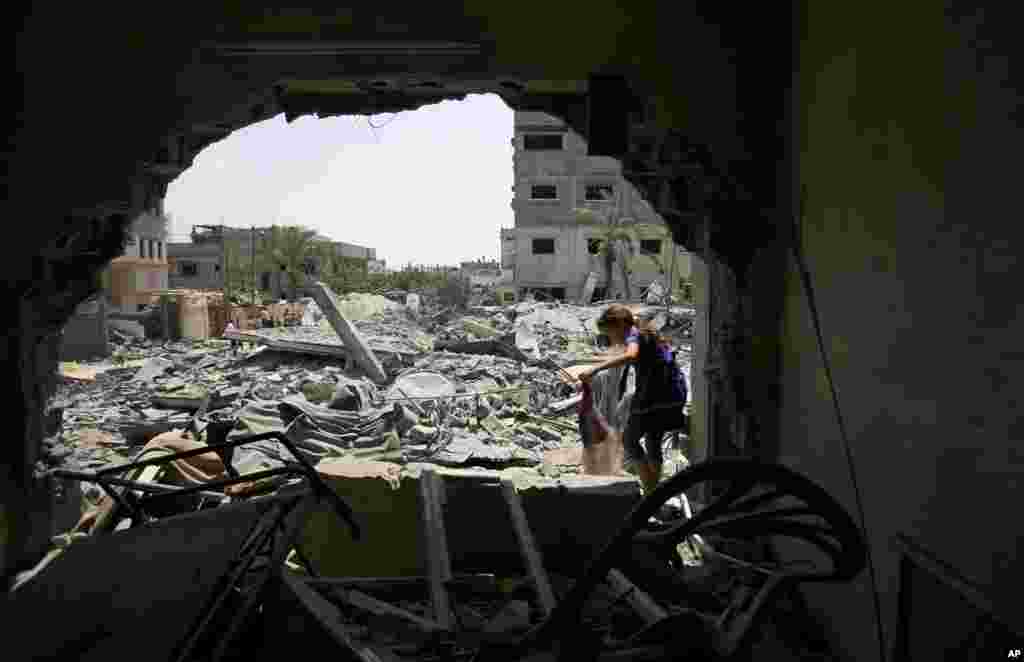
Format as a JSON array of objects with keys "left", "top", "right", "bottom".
[{"left": 780, "top": 2, "right": 1024, "bottom": 659}]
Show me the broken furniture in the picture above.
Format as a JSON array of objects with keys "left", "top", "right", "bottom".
[
  {"left": 468, "top": 457, "right": 867, "bottom": 661},
  {"left": 267, "top": 468, "right": 561, "bottom": 660},
  {"left": 49, "top": 412, "right": 361, "bottom": 538},
  {"left": 293, "top": 465, "right": 640, "bottom": 581},
  {"left": 3, "top": 485, "right": 359, "bottom": 662}
]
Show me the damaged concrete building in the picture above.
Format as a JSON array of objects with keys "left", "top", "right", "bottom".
[
  {"left": 4, "top": 2, "right": 1024, "bottom": 661},
  {"left": 507, "top": 110, "right": 691, "bottom": 302},
  {"left": 168, "top": 225, "right": 378, "bottom": 298},
  {"left": 103, "top": 210, "right": 170, "bottom": 312}
]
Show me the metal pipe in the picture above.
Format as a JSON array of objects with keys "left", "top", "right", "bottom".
[{"left": 51, "top": 469, "right": 226, "bottom": 500}]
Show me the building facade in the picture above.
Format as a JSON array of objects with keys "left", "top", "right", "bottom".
[
  {"left": 459, "top": 259, "right": 504, "bottom": 290},
  {"left": 506, "top": 110, "right": 691, "bottom": 302},
  {"left": 167, "top": 242, "right": 225, "bottom": 290},
  {"left": 168, "top": 225, "right": 377, "bottom": 299},
  {"left": 104, "top": 210, "right": 169, "bottom": 311}
]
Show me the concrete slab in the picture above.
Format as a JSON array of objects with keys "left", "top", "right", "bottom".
[
  {"left": 299, "top": 461, "right": 640, "bottom": 579},
  {"left": 310, "top": 281, "right": 388, "bottom": 384}
]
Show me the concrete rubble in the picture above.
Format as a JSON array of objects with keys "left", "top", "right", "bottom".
[
  {"left": 27, "top": 286, "right": 847, "bottom": 662},
  {"left": 44, "top": 288, "right": 697, "bottom": 508}
]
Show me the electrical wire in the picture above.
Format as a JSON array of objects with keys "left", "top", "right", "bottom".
[
  {"left": 789, "top": 186, "right": 887, "bottom": 662},
  {"left": 367, "top": 114, "right": 397, "bottom": 130}
]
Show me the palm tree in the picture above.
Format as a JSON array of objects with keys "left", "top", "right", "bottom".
[
  {"left": 257, "top": 225, "right": 319, "bottom": 299},
  {"left": 625, "top": 223, "right": 677, "bottom": 303},
  {"left": 574, "top": 202, "right": 638, "bottom": 301}
]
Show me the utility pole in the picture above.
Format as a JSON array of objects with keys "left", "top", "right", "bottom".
[
  {"left": 251, "top": 225, "right": 256, "bottom": 306},
  {"left": 220, "top": 219, "right": 229, "bottom": 304}
]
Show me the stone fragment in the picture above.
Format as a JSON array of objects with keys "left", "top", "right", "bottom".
[
  {"left": 522, "top": 423, "right": 561, "bottom": 443},
  {"left": 463, "top": 319, "right": 499, "bottom": 338},
  {"left": 407, "top": 425, "right": 437, "bottom": 444},
  {"left": 302, "top": 381, "right": 336, "bottom": 404}
]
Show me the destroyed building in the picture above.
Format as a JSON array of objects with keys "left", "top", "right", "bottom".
[
  {"left": 460, "top": 259, "right": 505, "bottom": 291},
  {"left": 507, "top": 111, "right": 692, "bottom": 302},
  {"left": 4, "top": 3, "right": 1024, "bottom": 661},
  {"left": 168, "top": 225, "right": 378, "bottom": 299}
]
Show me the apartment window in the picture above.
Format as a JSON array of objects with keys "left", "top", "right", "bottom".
[
  {"left": 585, "top": 184, "right": 615, "bottom": 202},
  {"left": 587, "top": 238, "right": 604, "bottom": 255},
  {"left": 530, "top": 184, "right": 558, "bottom": 200},
  {"left": 523, "top": 134, "right": 564, "bottom": 151},
  {"left": 640, "top": 239, "right": 662, "bottom": 256},
  {"left": 180, "top": 261, "right": 198, "bottom": 277},
  {"left": 532, "top": 238, "right": 556, "bottom": 255}
]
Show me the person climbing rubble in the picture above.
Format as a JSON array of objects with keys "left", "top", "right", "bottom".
[
  {"left": 579, "top": 304, "right": 688, "bottom": 496},
  {"left": 223, "top": 321, "right": 240, "bottom": 355}
]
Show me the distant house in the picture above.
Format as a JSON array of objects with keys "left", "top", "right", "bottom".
[
  {"left": 167, "top": 225, "right": 378, "bottom": 300},
  {"left": 167, "top": 242, "right": 224, "bottom": 290},
  {"left": 460, "top": 259, "right": 503, "bottom": 289},
  {"left": 103, "top": 210, "right": 169, "bottom": 312}
]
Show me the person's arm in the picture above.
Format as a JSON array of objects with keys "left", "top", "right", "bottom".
[{"left": 580, "top": 341, "right": 639, "bottom": 382}]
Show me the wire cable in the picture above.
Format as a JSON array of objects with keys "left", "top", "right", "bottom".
[
  {"left": 367, "top": 114, "right": 397, "bottom": 130},
  {"left": 789, "top": 186, "right": 887, "bottom": 662}
]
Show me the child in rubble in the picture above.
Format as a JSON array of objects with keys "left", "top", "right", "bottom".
[
  {"left": 579, "top": 304, "right": 688, "bottom": 496},
  {"left": 224, "top": 320, "right": 241, "bottom": 355}
]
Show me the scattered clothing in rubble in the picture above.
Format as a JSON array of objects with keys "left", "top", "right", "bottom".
[
  {"left": 226, "top": 396, "right": 392, "bottom": 472},
  {"left": 577, "top": 379, "right": 628, "bottom": 476}
]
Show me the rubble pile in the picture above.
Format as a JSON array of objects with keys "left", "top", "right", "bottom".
[
  {"left": 47, "top": 292, "right": 696, "bottom": 480},
  {"left": 22, "top": 285, "right": 855, "bottom": 662}
]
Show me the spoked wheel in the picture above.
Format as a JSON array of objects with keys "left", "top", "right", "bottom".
[{"left": 475, "top": 458, "right": 866, "bottom": 662}]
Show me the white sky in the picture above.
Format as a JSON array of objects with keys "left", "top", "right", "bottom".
[{"left": 164, "top": 94, "right": 513, "bottom": 267}]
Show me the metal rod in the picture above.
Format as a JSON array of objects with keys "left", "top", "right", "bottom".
[
  {"left": 51, "top": 470, "right": 226, "bottom": 500},
  {"left": 175, "top": 507, "right": 282, "bottom": 662},
  {"left": 95, "top": 479, "right": 137, "bottom": 521},
  {"left": 93, "top": 431, "right": 287, "bottom": 475},
  {"left": 138, "top": 467, "right": 303, "bottom": 502}
]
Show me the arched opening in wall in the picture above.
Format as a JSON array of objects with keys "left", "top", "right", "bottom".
[{"left": 93, "top": 87, "right": 707, "bottom": 489}]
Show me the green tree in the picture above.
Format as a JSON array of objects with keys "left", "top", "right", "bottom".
[
  {"left": 574, "top": 206, "right": 638, "bottom": 300},
  {"left": 625, "top": 223, "right": 678, "bottom": 303},
  {"left": 257, "top": 225, "right": 319, "bottom": 299}
]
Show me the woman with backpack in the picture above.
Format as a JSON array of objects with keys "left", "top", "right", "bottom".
[{"left": 579, "top": 304, "right": 688, "bottom": 496}]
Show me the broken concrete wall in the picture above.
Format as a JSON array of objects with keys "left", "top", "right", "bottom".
[
  {"left": 60, "top": 299, "right": 109, "bottom": 362},
  {"left": 299, "top": 464, "right": 640, "bottom": 579},
  {"left": 775, "top": 3, "right": 1024, "bottom": 660}
]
